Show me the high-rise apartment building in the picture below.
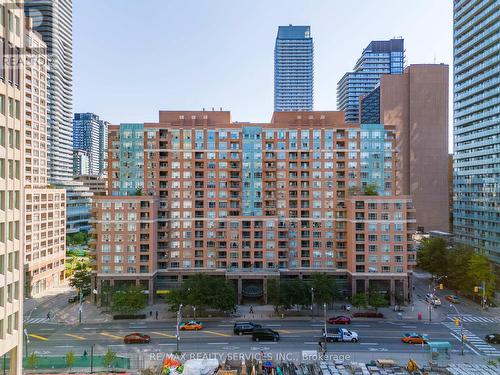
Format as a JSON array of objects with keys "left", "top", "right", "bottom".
[
  {"left": 25, "top": 0, "right": 73, "bottom": 182},
  {"left": 73, "top": 113, "right": 100, "bottom": 176},
  {"left": 379, "top": 64, "right": 450, "bottom": 233},
  {"left": 91, "top": 110, "right": 416, "bottom": 305},
  {"left": 0, "top": 1, "right": 25, "bottom": 371},
  {"left": 24, "top": 18, "right": 66, "bottom": 297},
  {"left": 73, "top": 149, "right": 89, "bottom": 175},
  {"left": 453, "top": 0, "right": 499, "bottom": 265},
  {"left": 99, "top": 119, "right": 109, "bottom": 175},
  {"left": 274, "top": 25, "right": 314, "bottom": 112},
  {"left": 337, "top": 39, "right": 404, "bottom": 123}
]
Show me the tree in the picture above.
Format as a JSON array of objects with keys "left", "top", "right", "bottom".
[
  {"left": 362, "top": 183, "right": 379, "bottom": 196},
  {"left": 282, "top": 279, "right": 309, "bottom": 309},
  {"left": 368, "top": 287, "right": 388, "bottom": 311},
  {"left": 69, "top": 268, "right": 92, "bottom": 295},
  {"left": 166, "top": 274, "right": 236, "bottom": 312},
  {"left": 417, "top": 238, "right": 449, "bottom": 276},
  {"left": 66, "top": 351, "right": 76, "bottom": 371},
  {"left": 65, "top": 255, "right": 91, "bottom": 278},
  {"left": 309, "top": 274, "right": 341, "bottom": 305},
  {"left": 67, "top": 231, "right": 89, "bottom": 246},
  {"left": 111, "top": 285, "right": 148, "bottom": 314},
  {"left": 351, "top": 293, "right": 368, "bottom": 310},
  {"left": 27, "top": 352, "right": 38, "bottom": 369},
  {"left": 447, "top": 245, "right": 474, "bottom": 292},
  {"left": 466, "top": 253, "right": 496, "bottom": 300},
  {"left": 103, "top": 348, "right": 117, "bottom": 369}
]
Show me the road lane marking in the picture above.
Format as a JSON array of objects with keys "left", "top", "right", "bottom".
[
  {"left": 360, "top": 343, "right": 378, "bottom": 345},
  {"left": 276, "top": 330, "right": 292, "bottom": 334},
  {"left": 54, "top": 345, "right": 73, "bottom": 348},
  {"left": 304, "top": 342, "right": 317, "bottom": 345},
  {"left": 217, "top": 324, "right": 233, "bottom": 327},
  {"left": 158, "top": 343, "right": 176, "bottom": 346},
  {"left": 402, "top": 326, "right": 417, "bottom": 328},
  {"left": 207, "top": 342, "right": 228, "bottom": 345},
  {"left": 64, "top": 333, "right": 86, "bottom": 340},
  {"left": 203, "top": 330, "right": 231, "bottom": 337},
  {"left": 39, "top": 328, "right": 55, "bottom": 331},
  {"left": 108, "top": 344, "right": 126, "bottom": 347},
  {"left": 152, "top": 331, "right": 176, "bottom": 338},
  {"left": 266, "top": 324, "right": 281, "bottom": 327},
  {"left": 352, "top": 324, "right": 371, "bottom": 327},
  {"left": 311, "top": 324, "right": 324, "bottom": 327},
  {"left": 100, "top": 332, "right": 122, "bottom": 340},
  {"left": 29, "top": 334, "right": 48, "bottom": 341}
]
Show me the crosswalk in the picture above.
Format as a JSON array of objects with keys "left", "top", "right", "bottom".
[
  {"left": 24, "top": 317, "right": 54, "bottom": 324},
  {"left": 447, "top": 314, "right": 500, "bottom": 324},
  {"left": 442, "top": 321, "right": 500, "bottom": 357}
]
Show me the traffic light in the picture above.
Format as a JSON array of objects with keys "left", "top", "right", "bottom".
[
  {"left": 439, "top": 283, "right": 443, "bottom": 290},
  {"left": 474, "top": 286, "right": 479, "bottom": 293}
]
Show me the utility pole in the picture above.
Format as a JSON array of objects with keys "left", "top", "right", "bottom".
[
  {"left": 450, "top": 304, "right": 464, "bottom": 355},
  {"left": 23, "top": 329, "right": 29, "bottom": 359},
  {"left": 310, "top": 288, "right": 315, "bottom": 320},
  {"left": 176, "top": 304, "right": 183, "bottom": 353},
  {"left": 90, "top": 344, "right": 95, "bottom": 374},
  {"left": 482, "top": 280, "right": 486, "bottom": 310},
  {"left": 323, "top": 303, "right": 327, "bottom": 334}
]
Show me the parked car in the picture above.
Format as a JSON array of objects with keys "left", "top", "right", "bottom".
[
  {"left": 485, "top": 334, "right": 500, "bottom": 344},
  {"left": 251, "top": 328, "right": 280, "bottom": 342},
  {"left": 233, "top": 322, "right": 262, "bottom": 335},
  {"left": 124, "top": 333, "right": 151, "bottom": 344},
  {"left": 401, "top": 333, "right": 429, "bottom": 344},
  {"left": 68, "top": 295, "right": 79, "bottom": 303},
  {"left": 445, "top": 295, "right": 461, "bottom": 304},
  {"left": 352, "top": 312, "right": 384, "bottom": 318},
  {"left": 179, "top": 321, "right": 203, "bottom": 330},
  {"left": 327, "top": 316, "right": 351, "bottom": 325},
  {"left": 425, "top": 294, "right": 441, "bottom": 306},
  {"left": 322, "top": 328, "right": 358, "bottom": 342}
]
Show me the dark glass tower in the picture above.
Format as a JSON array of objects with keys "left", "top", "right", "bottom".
[{"left": 337, "top": 39, "right": 404, "bottom": 123}]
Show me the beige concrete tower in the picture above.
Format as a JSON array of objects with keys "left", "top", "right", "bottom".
[
  {"left": 24, "top": 18, "right": 66, "bottom": 297},
  {"left": 380, "top": 64, "right": 449, "bottom": 232},
  {"left": 0, "top": 1, "right": 25, "bottom": 372}
]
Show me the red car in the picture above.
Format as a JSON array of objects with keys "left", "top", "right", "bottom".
[
  {"left": 327, "top": 316, "right": 352, "bottom": 325},
  {"left": 124, "top": 333, "right": 151, "bottom": 344}
]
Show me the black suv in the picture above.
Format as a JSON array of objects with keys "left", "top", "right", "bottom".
[
  {"left": 233, "top": 322, "right": 262, "bottom": 335},
  {"left": 485, "top": 334, "right": 500, "bottom": 344},
  {"left": 251, "top": 328, "right": 280, "bottom": 342}
]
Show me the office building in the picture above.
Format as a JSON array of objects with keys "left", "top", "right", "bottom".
[
  {"left": 74, "top": 175, "right": 107, "bottom": 196},
  {"left": 379, "top": 64, "right": 450, "bottom": 232},
  {"left": 73, "top": 112, "right": 101, "bottom": 176},
  {"left": 60, "top": 180, "right": 93, "bottom": 234},
  {"left": 25, "top": 0, "right": 74, "bottom": 182},
  {"left": 99, "top": 119, "right": 109, "bottom": 175},
  {"left": 0, "top": 1, "right": 25, "bottom": 371},
  {"left": 73, "top": 149, "right": 89, "bottom": 175},
  {"left": 274, "top": 25, "right": 314, "bottom": 112},
  {"left": 453, "top": 0, "right": 500, "bottom": 264},
  {"left": 24, "top": 18, "right": 66, "bottom": 297},
  {"left": 91, "top": 110, "right": 416, "bottom": 305},
  {"left": 337, "top": 39, "right": 404, "bottom": 123}
]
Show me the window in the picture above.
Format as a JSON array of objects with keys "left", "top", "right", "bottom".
[
  {"left": 0, "top": 95, "right": 5, "bottom": 115},
  {"left": 15, "top": 100, "right": 20, "bottom": 119},
  {"left": 8, "top": 98, "right": 13, "bottom": 117}
]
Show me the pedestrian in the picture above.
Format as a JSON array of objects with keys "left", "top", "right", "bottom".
[
  {"left": 150, "top": 310, "right": 153, "bottom": 317},
  {"left": 83, "top": 350, "right": 88, "bottom": 358},
  {"left": 249, "top": 306, "right": 254, "bottom": 314},
  {"left": 155, "top": 311, "right": 158, "bottom": 320},
  {"left": 46, "top": 312, "right": 50, "bottom": 319}
]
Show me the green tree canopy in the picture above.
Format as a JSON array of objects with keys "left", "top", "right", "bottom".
[
  {"left": 103, "top": 348, "right": 117, "bottom": 368},
  {"left": 351, "top": 293, "right": 368, "bottom": 310},
  {"left": 309, "top": 274, "right": 341, "bottom": 305},
  {"left": 111, "top": 285, "right": 148, "bottom": 314},
  {"left": 69, "top": 268, "right": 92, "bottom": 295},
  {"left": 368, "top": 287, "right": 388, "bottom": 311}
]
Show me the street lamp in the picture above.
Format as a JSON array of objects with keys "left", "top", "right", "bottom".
[
  {"left": 449, "top": 304, "right": 464, "bottom": 356},
  {"left": 23, "top": 329, "right": 29, "bottom": 359},
  {"left": 90, "top": 344, "right": 95, "bottom": 374},
  {"left": 323, "top": 303, "right": 327, "bottom": 335},
  {"left": 176, "top": 304, "right": 183, "bottom": 353},
  {"left": 193, "top": 306, "right": 196, "bottom": 320},
  {"left": 428, "top": 275, "right": 447, "bottom": 322},
  {"left": 310, "top": 287, "right": 315, "bottom": 320}
]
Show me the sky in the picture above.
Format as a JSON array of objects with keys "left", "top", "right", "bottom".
[{"left": 73, "top": 0, "right": 453, "bottom": 146}]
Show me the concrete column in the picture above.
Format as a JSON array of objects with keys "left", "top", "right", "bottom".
[
  {"left": 404, "top": 277, "right": 409, "bottom": 303},
  {"left": 148, "top": 278, "right": 154, "bottom": 305},
  {"left": 351, "top": 277, "right": 357, "bottom": 296},
  {"left": 364, "top": 279, "right": 370, "bottom": 294},
  {"left": 263, "top": 278, "right": 268, "bottom": 304},
  {"left": 390, "top": 279, "right": 396, "bottom": 305},
  {"left": 237, "top": 278, "right": 243, "bottom": 304}
]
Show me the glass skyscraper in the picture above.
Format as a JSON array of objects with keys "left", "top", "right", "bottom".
[
  {"left": 25, "top": 0, "right": 74, "bottom": 182},
  {"left": 274, "top": 25, "right": 314, "bottom": 111},
  {"left": 73, "top": 113, "right": 108, "bottom": 176},
  {"left": 337, "top": 39, "right": 404, "bottom": 123},
  {"left": 453, "top": 0, "right": 499, "bottom": 264}
]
